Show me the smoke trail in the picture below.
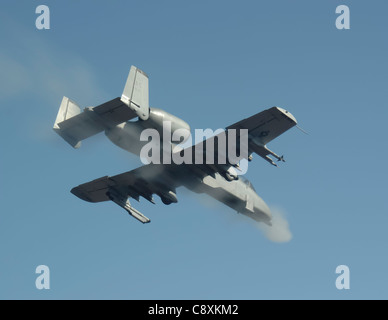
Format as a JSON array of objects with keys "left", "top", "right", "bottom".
[
  {"left": 258, "top": 207, "right": 293, "bottom": 243},
  {"left": 183, "top": 191, "right": 293, "bottom": 243}
]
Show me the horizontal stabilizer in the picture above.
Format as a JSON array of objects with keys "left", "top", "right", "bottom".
[
  {"left": 53, "top": 66, "right": 149, "bottom": 148},
  {"left": 53, "top": 97, "right": 138, "bottom": 148}
]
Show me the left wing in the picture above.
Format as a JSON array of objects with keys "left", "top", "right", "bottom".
[
  {"left": 71, "top": 164, "right": 184, "bottom": 223},
  {"left": 177, "top": 107, "right": 297, "bottom": 181},
  {"left": 226, "top": 107, "right": 297, "bottom": 166}
]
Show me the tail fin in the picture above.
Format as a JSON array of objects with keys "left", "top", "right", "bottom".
[
  {"left": 54, "top": 96, "right": 81, "bottom": 125},
  {"left": 53, "top": 97, "right": 83, "bottom": 148},
  {"left": 120, "top": 66, "right": 150, "bottom": 120}
]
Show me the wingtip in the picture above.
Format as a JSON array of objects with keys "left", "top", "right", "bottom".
[{"left": 71, "top": 186, "right": 92, "bottom": 202}]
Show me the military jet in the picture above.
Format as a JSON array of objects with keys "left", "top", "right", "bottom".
[{"left": 53, "top": 66, "right": 297, "bottom": 225}]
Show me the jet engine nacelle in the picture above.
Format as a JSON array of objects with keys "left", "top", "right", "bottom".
[
  {"left": 143, "top": 108, "right": 191, "bottom": 141},
  {"left": 105, "top": 108, "right": 191, "bottom": 155},
  {"left": 160, "top": 190, "right": 178, "bottom": 205}
]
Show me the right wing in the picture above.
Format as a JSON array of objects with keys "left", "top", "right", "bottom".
[
  {"left": 53, "top": 66, "right": 149, "bottom": 148},
  {"left": 71, "top": 164, "right": 182, "bottom": 203}
]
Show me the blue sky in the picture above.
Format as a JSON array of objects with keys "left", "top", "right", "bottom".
[{"left": 1, "top": 0, "right": 387, "bottom": 299}]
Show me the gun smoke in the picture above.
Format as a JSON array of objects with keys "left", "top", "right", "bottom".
[{"left": 257, "top": 207, "right": 292, "bottom": 243}]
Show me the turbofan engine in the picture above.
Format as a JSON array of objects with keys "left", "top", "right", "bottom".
[
  {"left": 105, "top": 107, "right": 191, "bottom": 155},
  {"left": 142, "top": 108, "right": 191, "bottom": 141}
]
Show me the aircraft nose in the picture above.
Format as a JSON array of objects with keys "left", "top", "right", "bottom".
[
  {"left": 255, "top": 197, "right": 272, "bottom": 224},
  {"left": 260, "top": 206, "right": 272, "bottom": 224}
]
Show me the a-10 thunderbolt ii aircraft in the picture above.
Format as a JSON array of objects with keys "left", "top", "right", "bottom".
[{"left": 53, "top": 66, "right": 297, "bottom": 225}]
